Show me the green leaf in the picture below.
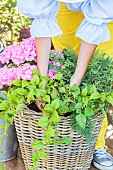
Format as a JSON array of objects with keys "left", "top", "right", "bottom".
[
  {"left": 44, "top": 104, "right": 53, "bottom": 112},
  {"left": 88, "top": 85, "right": 96, "bottom": 95},
  {"left": 75, "top": 125, "right": 82, "bottom": 135},
  {"left": 34, "top": 89, "right": 41, "bottom": 99},
  {"left": 71, "top": 91, "right": 80, "bottom": 98},
  {"left": 37, "top": 149, "right": 47, "bottom": 160},
  {"left": 59, "top": 87, "right": 66, "bottom": 93},
  {"left": 51, "top": 110, "right": 61, "bottom": 123},
  {"left": 15, "top": 97, "right": 24, "bottom": 104},
  {"left": 15, "top": 88, "right": 27, "bottom": 95},
  {"left": 22, "top": 80, "right": 29, "bottom": 88},
  {"left": 61, "top": 137, "right": 72, "bottom": 145},
  {"left": 54, "top": 139, "right": 61, "bottom": 147},
  {"left": 51, "top": 93, "right": 58, "bottom": 100},
  {"left": 31, "top": 75, "right": 39, "bottom": 85},
  {"left": 39, "top": 80, "right": 47, "bottom": 89},
  {"left": 81, "top": 87, "right": 87, "bottom": 97},
  {"left": 54, "top": 82, "right": 59, "bottom": 87},
  {"left": 16, "top": 103, "right": 25, "bottom": 113},
  {"left": 0, "top": 164, "right": 5, "bottom": 170},
  {"left": 76, "top": 114, "right": 86, "bottom": 129},
  {"left": 84, "top": 107, "right": 94, "bottom": 117},
  {"left": 32, "top": 140, "right": 43, "bottom": 151},
  {"left": 28, "top": 166, "right": 34, "bottom": 170},
  {"left": 68, "top": 103, "right": 76, "bottom": 112},
  {"left": 106, "top": 96, "right": 113, "bottom": 105},
  {"left": 32, "top": 69, "right": 40, "bottom": 76},
  {"left": 7, "top": 109, "right": 16, "bottom": 115},
  {"left": 100, "top": 92, "right": 107, "bottom": 102},
  {"left": 0, "top": 100, "right": 10, "bottom": 111},
  {"left": 0, "top": 125, "right": 5, "bottom": 130},
  {"left": 89, "top": 92, "right": 100, "bottom": 100},
  {"left": 46, "top": 126, "right": 56, "bottom": 137},
  {"left": 32, "top": 152, "right": 39, "bottom": 168},
  {"left": 29, "top": 85, "right": 36, "bottom": 91},
  {"left": 82, "top": 97, "right": 88, "bottom": 107},
  {"left": 35, "top": 89, "right": 47, "bottom": 98},
  {"left": 38, "top": 89, "right": 47, "bottom": 97},
  {"left": 43, "top": 95, "right": 50, "bottom": 103},
  {"left": 42, "top": 137, "right": 52, "bottom": 145},
  {"left": 75, "top": 103, "right": 82, "bottom": 109},
  {"left": 38, "top": 117, "right": 49, "bottom": 128},
  {"left": 55, "top": 73, "right": 63, "bottom": 80},
  {"left": 11, "top": 79, "right": 21, "bottom": 86},
  {"left": 7, "top": 91, "right": 13, "bottom": 103},
  {"left": 52, "top": 98, "right": 59, "bottom": 109},
  {"left": 70, "top": 84, "right": 79, "bottom": 90},
  {"left": 27, "top": 91, "right": 35, "bottom": 103},
  {"left": 59, "top": 104, "right": 69, "bottom": 114}
]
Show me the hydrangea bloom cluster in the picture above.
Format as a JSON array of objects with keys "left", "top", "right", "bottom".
[
  {"left": 0, "top": 37, "right": 62, "bottom": 89},
  {"left": 49, "top": 61, "right": 61, "bottom": 68},
  {"left": 0, "top": 64, "right": 37, "bottom": 89},
  {"left": 47, "top": 69, "right": 56, "bottom": 80},
  {"left": 0, "top": 37, "right": 37, "bottom": 66},
  {"left": 51, "top": 50, "right": 64, "bottom": 59}
]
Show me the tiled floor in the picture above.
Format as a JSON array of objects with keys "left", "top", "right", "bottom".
[{"left": 1, "top": 106, "right": 113, "bottom": 170}]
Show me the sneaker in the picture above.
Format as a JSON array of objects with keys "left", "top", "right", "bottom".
[{"left": 93, "top": 148, "right": 113, "bottom": 170}]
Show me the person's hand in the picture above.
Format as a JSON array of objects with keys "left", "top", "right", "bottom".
[
  {"left": 35, "top": 98, "right": 45, "bottom": 111},
  {"left": 70, "top": 73, "right": 79, "bottom": 87}
]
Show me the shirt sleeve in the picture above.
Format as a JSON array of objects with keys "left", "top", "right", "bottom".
[
  {"left": 66, "top": 0, "right": 113, "bottom": 45},
  {"left": 17, "top": 0, "right": 62, "bottom": 37}
]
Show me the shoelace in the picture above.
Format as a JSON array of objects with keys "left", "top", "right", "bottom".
[{"left": 94, "top": 148, "right": 112, "bottom": 159}]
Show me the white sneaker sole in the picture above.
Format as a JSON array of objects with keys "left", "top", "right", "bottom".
[{"left": 93, "top": 160, "right": 113, "bottom": 170}]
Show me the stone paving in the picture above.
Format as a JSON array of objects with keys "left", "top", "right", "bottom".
[{"left": 1, "top": 106, "right": 113, "bottom": 170}]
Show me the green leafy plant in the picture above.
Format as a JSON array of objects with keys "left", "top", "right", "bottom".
[
  {"left": 0, "top": 0, "right": 31, "bottom": 45},
  {"left": 50, "top": 48, "right": 113, "bottom": 92},
  {"left": 0, "top": 45, "right": 113, "bottom": 169}
]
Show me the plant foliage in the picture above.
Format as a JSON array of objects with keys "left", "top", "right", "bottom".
[
  {"left": 0, "top": 0, "right": 31, "bottom": 45},
  {"left": 0, "top": 44, "right": 113, "bottom": 169}
]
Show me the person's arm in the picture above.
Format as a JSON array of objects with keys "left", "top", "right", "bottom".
[
  {"left": 70, "top": 41, "right": 97, "bottom": 86},
  {"left": 17, "top": 0, "right": 62, "bottom": 76},
  {"left": 35, "top": 37, "right": 51, "bottom": 76},
  {"left": 68, "top": 0, "right": 113, "bottom": 86}
]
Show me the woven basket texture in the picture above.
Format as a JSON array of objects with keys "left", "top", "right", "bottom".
[{"left": 14, "top": 107, "right": 102, "bottom": 170}]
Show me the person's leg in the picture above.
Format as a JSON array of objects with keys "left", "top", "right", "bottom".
[{"left": 52, "top": 3, "right": 113, "bottom": 169}]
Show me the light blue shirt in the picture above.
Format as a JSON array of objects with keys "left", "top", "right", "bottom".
[{"left": 17, "top": 0, "right": 113, "bottom": 45}]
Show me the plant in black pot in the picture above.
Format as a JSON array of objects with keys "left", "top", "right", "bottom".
[{"left": 0, "top": 37, "right": 113, "bottom": 170}]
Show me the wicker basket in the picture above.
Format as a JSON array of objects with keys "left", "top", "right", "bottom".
[{"left": 14, "top": 107, "right": 102, "bottom": 170}]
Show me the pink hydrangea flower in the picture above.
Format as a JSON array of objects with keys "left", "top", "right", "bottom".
[
  {"left": 0, "top": 37, "right": 63, "bottom": 89},
  {"left": 51, "top": 50, "right": 64, "bottom": 58},
  {"left": 49, "top": 61, "right": 61, "bottom": 68},
  {"left": 48, "top": 69, "right": 56, "bottom": 79},
  {"left": 0, "top": 37, "right": 37, "bottom": 66}
]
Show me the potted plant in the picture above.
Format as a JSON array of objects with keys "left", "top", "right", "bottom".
[
  {"left": 0, "top": 37, "right": 113, "bottom": 170},
  {"left": 0, "top": 40, "right": 19, "bottom": 163}
]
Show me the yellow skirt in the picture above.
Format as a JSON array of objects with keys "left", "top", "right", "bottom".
[
  {"left": 52, "top": 3, "right": 113, "bottom": 56},
  {"left": 52, "top": 3, "right": 113, "bottom": 148}
]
